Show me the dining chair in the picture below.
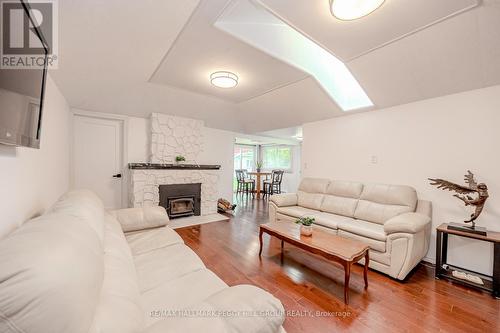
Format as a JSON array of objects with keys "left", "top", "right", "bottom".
[
  {"left": 235, "top": 169, "right": 255, "bottom": 196},
  {"left": 263, "top": 170, "right": 284, "bottom": 198}
]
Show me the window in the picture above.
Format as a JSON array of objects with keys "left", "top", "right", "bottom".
[
  {"left": 262, "top": 145, "right": 292, "bottom": 171},
  {"left": 234, "top": 144, "right": 256, "bottom": 171}
]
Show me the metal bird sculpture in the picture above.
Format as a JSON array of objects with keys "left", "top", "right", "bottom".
[{"left": 429, "top": 171, "right": 489, "bottom": 227}]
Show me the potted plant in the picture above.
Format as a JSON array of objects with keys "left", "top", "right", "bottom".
[
  {"left": 175, "top": 155, "right": 186, "bottom": 164},
  {"left": 296, "top": 217, "right": 315, "bottom": 236},
  {"left": 256, "top": 160, "right": 263, "bottom": 173}
]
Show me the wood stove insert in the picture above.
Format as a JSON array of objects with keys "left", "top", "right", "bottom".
[{"left": 159, "top": 183, "right": 201, "bottom": 219}]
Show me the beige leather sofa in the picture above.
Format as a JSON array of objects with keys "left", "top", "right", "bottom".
[
  {"left": 0, "top": 190, "right": 285, "bottom": 333},
  {"left": 269, "top": 178, "right": 432, "bottom": 280}
]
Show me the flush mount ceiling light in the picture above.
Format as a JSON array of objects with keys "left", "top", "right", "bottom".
[
  {"left": 210, "top": 71, "right": 238, "bottom": 88},
  {"left": 330, "top": 0, "right": 385, "bottom": 20}
]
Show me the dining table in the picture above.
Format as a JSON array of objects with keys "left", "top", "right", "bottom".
[{"left": 247, "top": 171, "right": 272, "bottom": 199}]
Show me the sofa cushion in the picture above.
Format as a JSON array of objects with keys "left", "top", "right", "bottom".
[
  {"left": 0, "top": 213, "right": 104, "bottom": 333},
  {"left": 144, "top": 285, "right": 285, "bottom": 333},
  {"left": 90, "top": 215, "right": 144, "bottom": 333},
  {"left": 269, "top": 193, "right": 298, "bottom": 207},
  {"left": 310, "top": 212, "right": 353, "bottom": 230},
  {"left": 298, "top": 177, "right": 330, "bottom": 193},
  {"left": 112, "top": 206, "right": 169, "bottom": 233},
  {"left": 125, "top": 227, "right": 184, "bottom": 256},
  {"left": 338, "top": 230, "right": 386, "bottom": 252},
  {"left": 142, "top": 269, "right": 228, "bottom": 327},
  {"left": 297, "top": 191, "right": 324, "bottom": 210},
  {"left": 354, "top": 184, "right": 417, "bottom": 224},
  {"left": 320, "top": 196, "right": 357, "bottom": 218},
  {"left": 338, "top": 219, "right": 387, "bottom": 242},
  {"left": 338, "top": 219, "right": 386, "bottom": 252},
  {"left": 320, "top": 180, "right": 363, "bottom": 218},
  {"left": 50, "top": 189, "right": 105, "bottom": 243},
  {"left": 133, "top": 243, "right": 205, "bottom": 292},
  {"left": 275, "top": 213, "right": 299, "bottom": 224},
  {"left": 296, "top": 178, "right": 329, "bottom": 210},
  {"left": 328, "top": 180, "right": 364, "bottom": 198},
  {"left": 276, "top": 205, "right": 319, "bottom": 219}
]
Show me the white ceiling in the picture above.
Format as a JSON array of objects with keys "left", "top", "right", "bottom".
[
  {"left": 346, "top": 0, "right": 500, "bottom": 109},
  {"left": 50, "top": 0, "right": 242, "bottom": 131},
  {"left": 150, "top": 0, "right": 307, "bottom": 103},
  {"left": 259, "top": 0, "right": 480, "bottom": 62},
  {"left": 257, "top": 126, "right": 303, "bottom": 143},
  {"left": 50, "top": 0, "right": 500, "bottom": 134}
]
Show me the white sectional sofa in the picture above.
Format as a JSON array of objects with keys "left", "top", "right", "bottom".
[
  {"left": 0, "top": 190, "right": 285, "bottom": 333},
  {"left": 269, "top": 178, "right": 432, "bottom": 280}
]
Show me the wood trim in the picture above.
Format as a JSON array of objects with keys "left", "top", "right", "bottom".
[{"left": 437, "top": 223, "right": 500, "bottom": 243}]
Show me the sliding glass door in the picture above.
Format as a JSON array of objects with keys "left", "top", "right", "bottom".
[{"left": 233, "top": 144, "right": 256, "bottom": 191}]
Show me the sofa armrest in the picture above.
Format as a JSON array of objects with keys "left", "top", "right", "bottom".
[
  {"left": 384, "top": 212, "right": 431, "bottom": 235},
  {"left": 270, "top": 193, "right": 297, "bottom": 207},
  {"left": 111, "top": 206, "right": 169, "bottom": 232},
  {"left": 145, "top": 285, "right": 285, "bottom": 333},
  {"left": 416, "top": 199, "right": 432, "bottom": 218}
]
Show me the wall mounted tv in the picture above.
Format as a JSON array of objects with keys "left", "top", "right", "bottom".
[{"left": 0, "top": 0, "right": 48, "bottom": 149}]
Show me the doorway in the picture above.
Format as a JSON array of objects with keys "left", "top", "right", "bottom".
[
  {"left": 72, "top": 112, "right": 126, "bottom": 209},
  {"left": 233, "top": 144, "right": 256, "bottom": 192}
]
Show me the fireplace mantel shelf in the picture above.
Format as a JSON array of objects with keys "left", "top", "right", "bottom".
[{"left": 129, "top": 163, "right": 221, "bottom": 170}]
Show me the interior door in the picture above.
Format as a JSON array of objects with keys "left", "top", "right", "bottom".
[{"left": 73, "top": 114, "right": 124, "bottom": 209}]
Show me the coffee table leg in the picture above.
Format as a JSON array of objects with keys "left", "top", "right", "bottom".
[
  {"left": 280, "top": 240, "right": 284, "bottom": 263},
  {"left": 344, "top": 263, "right": 351, "bottom": 305},
  {"left": 259, "top": 228, "right": 264, "bottom": 257},
  {"left": 364, "top": 251, "right": 369, "bottom": 289}
]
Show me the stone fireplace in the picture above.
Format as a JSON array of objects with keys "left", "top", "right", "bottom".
[
  {"left": 159, "top": 183, "right": 201, "bottom": 218},
  {"left": 129, "top": 114, "right": 221, "bottom": 216}
]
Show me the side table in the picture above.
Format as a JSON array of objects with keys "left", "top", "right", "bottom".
[{"left": 435, "top": 223, "right": 500, "bottom": 298}]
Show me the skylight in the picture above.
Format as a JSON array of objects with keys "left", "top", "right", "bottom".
[{"left": 214, "top": 0, "right": 373, "bottom": 111}]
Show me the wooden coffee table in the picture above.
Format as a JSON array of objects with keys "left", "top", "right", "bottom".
[{"left": 259, "top": 222, "right": 369, "bottom": 304}]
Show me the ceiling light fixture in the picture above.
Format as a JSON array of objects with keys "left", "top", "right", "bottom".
[
  {"left": 210, "top": 71, "right": 238, "bottom": 88},
  {"left": 330, "top": 0, "right": 385, "bottom": 20}
]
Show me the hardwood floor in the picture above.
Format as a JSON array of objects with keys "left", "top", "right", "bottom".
[{"left": 176, "top": 196, "right": 500, "bottom": 333}]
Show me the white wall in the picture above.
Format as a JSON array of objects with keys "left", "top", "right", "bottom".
[
  {"left": 198, "top": 127, "right": 236, "bottom": 203},
  {"left": 302, "top": 85, "right": 500, "bottom": 275},
  {"left": 127, "top": 116, "right": 149, "bottom": 162},
  {"left": 282, "top": 144, "right": 301, "bottom": 193},
  {"left": 0, "top": 75, "right": 71, "bottom": 238}
]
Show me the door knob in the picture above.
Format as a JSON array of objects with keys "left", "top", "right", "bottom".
[{"left": 112, "top": 173, "right": 122, "bottom": 178}]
